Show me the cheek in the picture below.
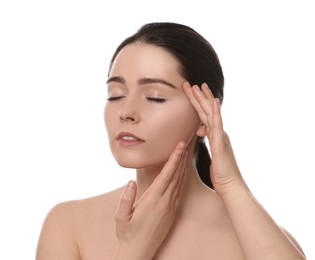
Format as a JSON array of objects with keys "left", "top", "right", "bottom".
[
  {"left": 147, "top": 103, "right": 199, "bottom": 154},
  {"left": 103, "top": 100, "right": 200, "bottom": 169},
  {"left": 104, "top": 104, "right": 111, "bottom": 132},
  {"left": 104, "top": 104, "right": 117, "bottom": 141},
  {"left": 104, "top": 104, "right": 123, "bottom": 163}
]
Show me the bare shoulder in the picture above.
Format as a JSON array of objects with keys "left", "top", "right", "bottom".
[
  {"left": 40, "top": 185, "right": 125, "bottom": 229},
  {"left": 73, "top": 185, "right": 125, "bottom": 216},
  {"left": 280, "top": 226, "right": 306, "bottom": 257},
  {"left": 36, "top": 186, "right": 125, "bottom": 260}
]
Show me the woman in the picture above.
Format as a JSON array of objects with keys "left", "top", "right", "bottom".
[{"left": 36, "top": 22, "right": 306, "bottom": 259}]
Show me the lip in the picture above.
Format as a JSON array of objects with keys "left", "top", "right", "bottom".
[{"left": 116, "top": 132, "right": 145, "bottom": 146}]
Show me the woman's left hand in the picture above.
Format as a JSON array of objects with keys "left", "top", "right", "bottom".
[
  {"left": 183, "top": 82, "right": 307, "bottom": 260},
  {"left": 183, "top": 82, "right": 247, "bottom": 198}
]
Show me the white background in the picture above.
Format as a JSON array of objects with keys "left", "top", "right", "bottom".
[{"left": 0, "top": 0, "right": 314, "bottom": 259}]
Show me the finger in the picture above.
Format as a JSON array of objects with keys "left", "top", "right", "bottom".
[
  {"left": 182, "top": 82, "right": 202, "bottom": 110},
  {"left": 191, "top": 84, "right": 213, "bottom": 118},
  {"left": 151, "top": 142, "right": 186, "bottom": 196},
  {"left": 210, "top": 98, "right": 225, "bottom": 154},
  {"left": 174, "top": 168, "right": 187, "bottom": 209},
  {"left": 201, "top": 82, "right": 215, "bottom": 101},
  {"left": 212, "top": 98, "right": 224, "bottom": 137},
  {"left": 115, "top": 180, "right": 137, "bottom": 224},
  {"left": 171, "top": 151, "right": 188, "bottom": 207},
  {"left": 182, "top": 82, "right": 208, "bottom": 125},
  {"left": 164, "top": 149, "right": 187, "bottom": 200},
  {"left": 191, "top": 85, "right": 215, "bottom": 136}
]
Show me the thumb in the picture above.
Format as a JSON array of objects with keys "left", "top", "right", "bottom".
[{"left": 115, "top": 180, "right": 137, "bottom": 225}]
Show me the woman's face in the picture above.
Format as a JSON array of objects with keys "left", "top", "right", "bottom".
[{"left": 105, "top": 43, "right": 201, "bottom": 169}]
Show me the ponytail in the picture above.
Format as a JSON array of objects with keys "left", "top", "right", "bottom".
[{"left": 195, "top": 137, "right": 213, "bottom": 189}]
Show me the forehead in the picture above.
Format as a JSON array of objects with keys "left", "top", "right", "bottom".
[{"left": 109, "top": 43, "right": 182, "bottom": 80}]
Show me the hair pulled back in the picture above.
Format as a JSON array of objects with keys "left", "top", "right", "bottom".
[{"left": 108, "top": 22, "right": 224, "bottom": 188}]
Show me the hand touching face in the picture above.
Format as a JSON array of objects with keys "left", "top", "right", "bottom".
[
  {"left": 105, "top": 43, "right": 201, "bottom": 170},
  {"left": 183, "top": 82, "right": 246, "bottom": 197}
]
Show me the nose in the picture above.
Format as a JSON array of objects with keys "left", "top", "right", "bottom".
[{"left": 118, "top": 99, "right": 140, "bottom": 123}]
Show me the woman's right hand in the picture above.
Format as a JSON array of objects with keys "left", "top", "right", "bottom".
[{"left": 114, "top": 142, "right": 187, "bottom": 260}]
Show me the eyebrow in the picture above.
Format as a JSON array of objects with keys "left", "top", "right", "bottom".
[
  {"left": 106, "top": 76, "right": 125, "bottom": 84},
  {"left": 106, "top": 76, "right": 177, "bottom": 89}
]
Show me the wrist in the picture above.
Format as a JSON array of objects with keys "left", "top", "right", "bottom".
[
  {"left": 218, "top": 179, "right": 251, "bottom": 204},
  {"left": 115, "top": 244, "right": 153, "bottom": 260}
]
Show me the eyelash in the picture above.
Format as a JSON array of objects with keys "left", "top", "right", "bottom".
[
  {"left": 107, "top": 96, "right": 123, "bottom": 101},
  {"left": 107, "top": 96, "right": 166, "bottom": 104},
  {"left": 146, "top": 97, "right": 166, "bottom": 104}
]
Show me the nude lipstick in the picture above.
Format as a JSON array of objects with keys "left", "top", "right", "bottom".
[{"left": 116, "top": 132, "right": 145, "bottom": 146}]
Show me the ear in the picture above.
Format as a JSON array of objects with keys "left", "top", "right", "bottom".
[{"left": 196, "top": 123, "right": 207, "bottom": 137}]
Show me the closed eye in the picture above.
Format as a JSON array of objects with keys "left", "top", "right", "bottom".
[
  {"left": 146, "top": 97, "right": 167, "bottom": 104},
  {"left": 107, "top": 96, "right": 124, "bottom": 101}
]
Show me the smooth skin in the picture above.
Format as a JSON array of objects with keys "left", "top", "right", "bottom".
[
  {"left": 115, "top": 143, "right": 188, "bottom": 260},
  {"left": 36, "top": 43, "right": 306, "bottom": 260},
  {"left": 183, "top": 82, "right": 305, "bottom": 259}
]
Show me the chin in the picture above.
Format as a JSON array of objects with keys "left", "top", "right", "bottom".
[
  {"left": 110, "top": 145, "right": 172, "bottom": 170},
  {"left": 115, "top": 159, "right": 153, "bottom": 170},
  {"left": 114, "top": 155, "right": 145, "bottom": 169},
  {"left": 114, "top": 154, "right": 167, "bottom": 170},
  {"left": 116, "top": 160, "right": 137, "bottom": 169}
]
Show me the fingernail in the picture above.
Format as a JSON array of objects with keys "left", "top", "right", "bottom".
[
  {"left": 201, "top": 83, "right": 208, "bottom": 90},
  {"left": 193, "top": 85, "right": 200, "bottom": 91},
  {"left": 126, "top": 180, "right": 134, "bottom": 190},
  {"left": 178, "top": 142, "right": 186, "bottom": 149}
]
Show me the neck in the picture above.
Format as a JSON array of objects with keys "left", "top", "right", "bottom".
[{"left": 134, "top": 152, "right": 212, "bottom": 216}]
